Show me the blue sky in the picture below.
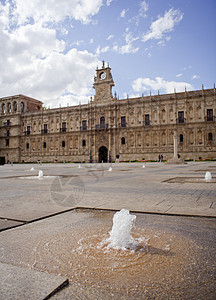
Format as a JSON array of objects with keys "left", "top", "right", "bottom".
[{"left": 0, "top": 0, "right": 215, "bottom": 108}]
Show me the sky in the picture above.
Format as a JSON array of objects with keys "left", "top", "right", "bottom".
[{"left": 0, "top": 0, "right": 215, "bottom": 108}]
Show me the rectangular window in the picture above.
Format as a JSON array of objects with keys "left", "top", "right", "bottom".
[
  {"left": 44, "top": 124, "right": 48, "bottom": 133},
  {"left": 121, "top": 116, "right": 126, "bottom": 127},
  {"left": 178, "top": 111, "right": 185, "bottom": 123},
  {"left": 207, "top": 109, "right": 213, "bottom": 121},
  {"left": 61, "top": 122, "right": 67, "bottom": 132},
  {"left": 26, "top": 125, "right": 31, "bottom": 135},
  {"left": 145, "top": 114, "right": 150, "bottom": 126},
  {"left": 6, "top": 139, "right": 9, "bottom": 146},
  {"left": 82, "top": 120, "right": 87, "bottom": 130}
]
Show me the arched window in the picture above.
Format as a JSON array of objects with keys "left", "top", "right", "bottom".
[
  {"left": 62, "top": 141, "right": 65, "bottom": 148},
  {"left": 82, "top": 139, "right": 86, "bottom": 147},
  {"left": 13, "top": 102, "right": 17, "bottom": 112},
  {"left": 8, "top": 103, "right": 11, "bottom": 113},
  {"left": 21, "top": 102, "right": 24, "bottom": 113},
  {"left": 208, "top": 132, "right": 213, "bottom": 141},
  {"left": 180, "top": 134, "right": 184, "bottom": 143},
  {"left": 26, "top": 143, "right": 29, "bottom": 149},
  {"left": 100, "top": 116, "right": 105, "bottom": 128},
  {"left": 2, "top": 103, "right": 5, "bottom": 114},
  {"left": 43, "top": 142, "right": 46, "bottom": 148},
  {"left": 121, "top": 137, "right": 125, "bottom": 145}
]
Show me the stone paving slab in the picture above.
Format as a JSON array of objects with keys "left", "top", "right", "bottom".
[
  {"left": 0, "top": 162, "right": 215, "bottom": 222},
  {"left": 0, "top": 262, "right": 68, "bottom": 300},
  {"left": 0, "top": 219, "right": 24, "bottom": 231}
]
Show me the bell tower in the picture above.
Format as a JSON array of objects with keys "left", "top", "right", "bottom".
[{"left": 93, "top": 61, "right": 115, "bottom": 102}]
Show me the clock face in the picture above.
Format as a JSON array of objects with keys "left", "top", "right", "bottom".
[{"left": 100, "top": 72, "right": 106, "bottom": 80}]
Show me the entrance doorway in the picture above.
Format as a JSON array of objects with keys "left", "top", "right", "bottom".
[{"left": 99, "top": 146, "right": 108, "bottom": 163}]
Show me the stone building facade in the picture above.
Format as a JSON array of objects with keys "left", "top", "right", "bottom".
[{"left": 0, "top": 62, "right": 215, "bottom": 163}]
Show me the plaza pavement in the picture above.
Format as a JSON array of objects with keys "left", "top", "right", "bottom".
[{"left": 0, "top": 161, "right": 215, "bottom": 299}]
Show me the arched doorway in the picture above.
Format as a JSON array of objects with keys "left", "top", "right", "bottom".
[{"left": 99, "top": 146, "right": 108, "bottom": 163}]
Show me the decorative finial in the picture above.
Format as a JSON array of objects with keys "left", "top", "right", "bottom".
[
  {"left": 202, "top": 84, "right": 204, "bottom": 90},
  {"left": 102, "top": 60, "right": 105, "bottom": 68}
]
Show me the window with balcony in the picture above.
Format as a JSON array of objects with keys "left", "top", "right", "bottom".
[
  {"left": 25, "top": 125, "right": 31, "bottom": 135},
  {"left": 100, "top": 116, "right": 105, "bottom": 128},
  {"left": 177, "top": 111, "right": 185, "bottom": 123},
  {"left": 81, "top": 120, "right": 87, "bottom": 131},
  {"left": 96, "top": 117, "right": 108, "bottom": 129},
  {"left": 42, "top": 124, "right": 48, "bottom": 134},
  {"left": 206, "top": 109, "right": 214, "bottom": 121},
  {"left": 121, "top": 116, "right": 126, "bottom": 127},
  {"left": 60, "top": 122, "right": 67, "bottom": 132}
]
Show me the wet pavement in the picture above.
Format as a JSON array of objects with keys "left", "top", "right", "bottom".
[{"left": 0, "top": 162, "right": 216, "bottom": 299}]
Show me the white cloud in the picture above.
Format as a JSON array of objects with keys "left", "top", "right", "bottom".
[
  {"left": 120, "top": 9, "right": 128, "bottom": 18},
  {"left": 71, "top": 39, "right": 84, "bottom": 46},
  {"left": 0, "top": 0, "right": 102, "bottom": 108},
  {"left": 132, "top": 77, "right": 193, "bottom": 94},
  {"left": 13, "top": 0, "right": 104, "bottom": 25},
  {"left": 106, "top": 0, "right": 113, "bottom": 6},
  {"left": 107, "top": 34, "right": 114, "bottom": 40},
  {"left": 176, "top": 73, "right": 183, "bottom": 78},
  {"left": 139, "top": 1, "right": 149, "bottom": 16},
  {"left": 192, "top": 74, "right": 200, "bottom": 80},
  {"left": 96, "top": 45, "right": 110, "bottom": 54},
  {"left": 113, "top": 31, "right": 139, "bottom": 54},
  {"left": 128, "top": 0, "right": 148, "bottom": 26},
  {"left": 142, "top": 8, "right": 183, "bottom": 42}
]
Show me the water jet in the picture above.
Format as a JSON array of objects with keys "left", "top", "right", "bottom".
[{"left": 205, "top": 171, "right": 212, "bottom": 181}]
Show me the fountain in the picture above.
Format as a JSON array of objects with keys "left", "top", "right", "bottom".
[
  {"left": 78, "top": 164, "right": 81, "bottom": 169},
  {"left": 107, "top": 209, "right": 139, "bottom": 250},
  {"left": 142, "top": 164, "right": 145, "bottom": 168},
  {"left": 6, "top": 208, "right": 214, "bottom": 299},
  {"left": 38, "top": 170, "right": 44, "bottom": 179},
  {"left": 30, "top": 167, "right": 35, "bottom": 171},
  {"left": 108, "top": 166, "right": 112, "bottom": 172},
  {"left": 205, "top": 171, "right": 212, "bottom": 181}
]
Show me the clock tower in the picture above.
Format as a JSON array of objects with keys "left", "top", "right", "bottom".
[{"left": 93, "top": 61, "right": 115, "bottom": 102}]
